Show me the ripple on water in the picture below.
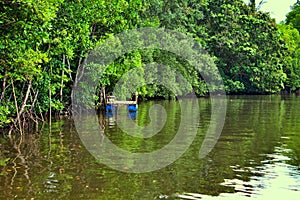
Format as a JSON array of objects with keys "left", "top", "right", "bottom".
[
  {"left": 219, "top": 147, "right": 300, "bottom": 199},
  {"left": 158, "top": 146, "right": 300, "bottom": 200}
]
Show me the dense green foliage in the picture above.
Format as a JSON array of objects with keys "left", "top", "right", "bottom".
[
  {"left": 286, "top": 1, "right": 300, "bottom": 32},
  {"left": 203, "top": 0, "right": 288, "bottom": 93},
  {"left": 283, "top": 0, "right": 300, "bottom": 92},
  {"left": 278, "top": 23, "right": 300, "bottom": 91},
  {"left": 1, "top": 0, "right": 300, "bottom": 131}
]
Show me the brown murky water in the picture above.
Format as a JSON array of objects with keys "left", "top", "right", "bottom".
[{"left": 0, "top": 95, "right": 299, "bottom": 199}]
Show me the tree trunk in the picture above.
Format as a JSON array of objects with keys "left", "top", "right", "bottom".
[
  {"left": 66, "top": 56, "right": 73, "bottom": 81},
  {"left": 49, "top": 81, "right": 52, "bottom": 129},
  {"left": 60, "top": 54, "right": 65, "bottom": 103},
  {"left": 11, "top": 79, "right": 22, "bottom": 135},
  {"left": 1, "top": 70, "right": 7, "bottom": 101},
  {"left": 30, "top": 89, "right": 38, "bottom": 112},
  {"left": 73, "top": 57, "right": 87, "bottom": 89},
  {"left": 19, "top": 79, "right": 32, "bottom": 117}
]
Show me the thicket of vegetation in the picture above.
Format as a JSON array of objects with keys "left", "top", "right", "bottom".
[{"left": 1, "top": 0, "right": 300, "bottom": 132}]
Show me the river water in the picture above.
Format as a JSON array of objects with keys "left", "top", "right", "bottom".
[{"left": 0, "top": 95, "right": 299, "bottom": 199}]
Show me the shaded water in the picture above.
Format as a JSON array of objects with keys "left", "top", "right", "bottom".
[{"left": 0, "top": 95, "right": 300, "bottom": 199}]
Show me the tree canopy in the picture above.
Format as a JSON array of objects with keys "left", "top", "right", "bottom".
[{"left": 1, "top": 0, "right": 300, "bottom": 132}]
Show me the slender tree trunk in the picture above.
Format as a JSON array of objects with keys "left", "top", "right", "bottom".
[
  {"left": 30, "top": 89, "right": 38, "bottom": 112},
  {"left": 37, "top": 101, "right": 44, "bottom": 122},
  {"left": 11, "top": 79, "right": 22, "bottom": 135},
  {"left": 1, "top": 70, "right": 7, "bottom": 101},
  {"left": 19, "top": 79, "right": 32, "bottom": 117},
  {"left": 49, "top": 81, "right": 52, "bottom": 128},
  {"left": 102, "top": 84, "right": 106, "bottom": 106},
  {"left": 60, "top": 54, "right": 65, "bottom": 103},
  {"left": 49, "top": 64, "right": 52, "bottom": 128},
  {"left": 73, "top": 57, "right": 87, "bottom": 89},
  {"left": 72, "top": 56, "right": 87, "bottom": 113},
  {"left": 66, "top": 56, "right": 73, "bottom": 81}
]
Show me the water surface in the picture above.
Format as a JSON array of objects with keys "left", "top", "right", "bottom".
[{"left": 0, "top": 95, "right": 299, "bottom": 199}]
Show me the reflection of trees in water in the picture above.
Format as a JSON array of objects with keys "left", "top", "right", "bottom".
[
  {"left": 0, "top": 97, "right": 300, "bottom": 199},
  {"left": 199, "top": 95, "right": 300, "bottom": 196},
  {"left": 279, "top": 95, "right": 300, "bottom": 166},
  {"left": 0, "top": 120, "right": 89, "bottom": 199},
  {"left": 152, "top": 96, "right": 300, "bottom": 197},
  {"left": 1, "top": 133, "right": 39, "bottom": 198}
]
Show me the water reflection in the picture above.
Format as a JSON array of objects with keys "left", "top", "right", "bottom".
[
  {"left": 157, "top": 95, "right": 300, "bottom": 199},
  {"left": 218, "top": 145, "right": 300, "bottom": 199},
  {"left": 0, "top": 96, "right": 300, "bottom": 199},
  {"left": 106, "top": 111, "right": 116, "bottom": 128},
  {"left": 105, "top": 107, "right": 138, "bottom": 128},
  {"left": 128, "top": 111, "right": 137, "bottom": 120}
]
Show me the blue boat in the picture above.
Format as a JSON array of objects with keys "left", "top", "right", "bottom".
[
  {"left": 128, "top": 104, "right": 138, "bottom": 112},
  {"left": 128, "top": 111, "right": 137, "bottom": 119},
  {"left": 106, "top": 104, "right": 115, "bottom": 112},
  {"left": 105, "top": 111, "right": 114, "bottom": 118}
]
